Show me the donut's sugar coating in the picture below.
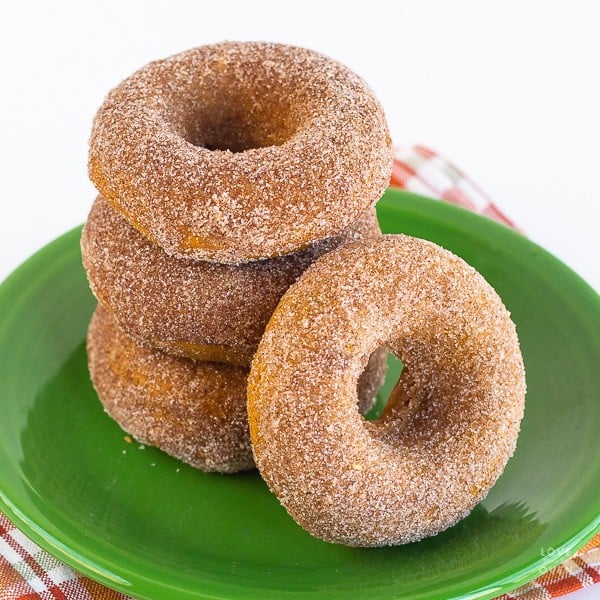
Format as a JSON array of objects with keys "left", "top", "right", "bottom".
[
  {"left": 87, "top": 306, "right": 387, "bottom": 473},
  {"left": 248, "top": 235, "right": 526, "bottom": 546},
  {"left": 89, "top": 42, "right": 392, "bottom": 263},
  {"left": 81, "top": 196, "right": 381, "bottom": 366}
]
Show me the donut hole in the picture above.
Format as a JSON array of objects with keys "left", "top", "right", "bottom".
[
  {"left": 363, "top": 352, "right": 404, "bottom": 421},
  {"left": 179, "top": 89, "right": 299, "bottom": 153},
  {"left": 197, "top": 112, "right": 294, "bottom": 152},
  {"left": 366, "top": 346, "right": 492, "bottom": 450}
]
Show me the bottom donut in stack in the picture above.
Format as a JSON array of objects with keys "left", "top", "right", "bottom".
[{"left": 87, "top": 305, "right": 388, "bottom": 473}]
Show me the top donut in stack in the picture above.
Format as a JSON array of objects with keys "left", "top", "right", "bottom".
[
  {"left": 83, "top": 42, "right": 393, "bottom": 366},
  {"left": 88, "top": 42, "right": 392, "bottom": 263}
]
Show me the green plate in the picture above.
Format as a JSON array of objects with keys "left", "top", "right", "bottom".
[{"left": 0, "top": 189, "right": 599, "bottom": 600}]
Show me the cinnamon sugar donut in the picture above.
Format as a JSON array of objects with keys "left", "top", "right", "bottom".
[
  {"left": 81, "top": 196, "right": 381, "bottom": 365},
  {"left": 89, "top": 42, "right": 392, "bottom": 263},
  {"left": 87, "top": 306, "right": 253, "bottom": 473},
  {"left": 87, "top": 306, "right": 387, "bottom": 473},
  {"left": 248, "top": 235, "right": 526, "bottom": 546}
]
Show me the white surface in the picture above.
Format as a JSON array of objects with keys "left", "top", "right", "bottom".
[{"left": 0, "top": 1, "right": 598, "bottom": 597}]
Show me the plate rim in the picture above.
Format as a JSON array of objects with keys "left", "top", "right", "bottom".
[{"left": 0, "top": 189, "right": 599, "bottom": 600}]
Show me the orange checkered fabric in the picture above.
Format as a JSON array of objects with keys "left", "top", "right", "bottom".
[{"left": 496, "top": 536, "right": 600, "bottom": 599}]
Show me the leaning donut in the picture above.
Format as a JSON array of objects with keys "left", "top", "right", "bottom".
[
  {"left": 248, "top": 235, "right": 526, "bottom": 546},
  {"left": 89, "top": 42, "right": 392, "bottom": 263},
  {"left": 87, "top": 306, "right": 388, "bottom": 473},
  {"left": 81, "top": 196, "right": 381, "bottom": 365}
]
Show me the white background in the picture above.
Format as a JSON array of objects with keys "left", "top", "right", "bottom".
[{"left": 0, "top": 2, "right": 598, "bottom": 598}]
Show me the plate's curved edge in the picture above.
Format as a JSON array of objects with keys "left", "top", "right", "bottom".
[
  {"left": 0, "top": 495, "right": 131, "bottom": 589},
  {"left": 0, "top": 225, "right": 139, "bottom": 593},
  {"left": 468, "top": 518, "right": 600, "bottom": 600},
  {"left": 2, "top": 489, "right": 599, "bottom": 600},
  {"left": 0, "top": 495, "right": 239, "bottom": 600},
  {"left": 379, "top": 188, "right": 600, "bottom": 300},
  {"left": 0, "top": 225, "right": 84, "bottom": 299},
  {"left": 0, "top": 192, "right": 599, "bottom": 600}
]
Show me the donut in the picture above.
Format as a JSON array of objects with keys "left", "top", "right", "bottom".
[
  {"left": 87, "top": 305, "right": 253, "bottom": 473},
  {"left": 88, "top": 42, "right": 392, "bottom": 263},
  {"left": 81, "top": 196, "right": 381, "bottom": 366},
  {"left": 87, "top": 306, "right": 388, "bottom": 473},
  {"left": 247, "top": 235, "right": 526, "bottom": 546}
]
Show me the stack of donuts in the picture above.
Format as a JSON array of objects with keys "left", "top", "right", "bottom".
[
  {"left": 82, "top": 42, "right": 392, "bottom": 473},
  {"left": 83, "top": 42, "right": 526, "bottom": 547}
]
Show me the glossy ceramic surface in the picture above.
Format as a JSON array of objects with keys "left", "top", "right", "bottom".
[{"left": 0, "top": 189, "right": 598, "bottom": 599}]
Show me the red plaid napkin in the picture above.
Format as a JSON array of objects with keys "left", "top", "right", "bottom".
[
  {"left": 391, "top": 145, "right": 518, "bottom": 229},
  {"left": 1, "top": 146, "right": 598, "bottom": 600}
]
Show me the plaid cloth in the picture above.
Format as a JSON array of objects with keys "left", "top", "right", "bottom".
[
  {"left": 391, "top": 145, "right": 519, "bottom": 229},
  {"left": 1, "top": 145, "right": 598, "bottom": 600}
]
